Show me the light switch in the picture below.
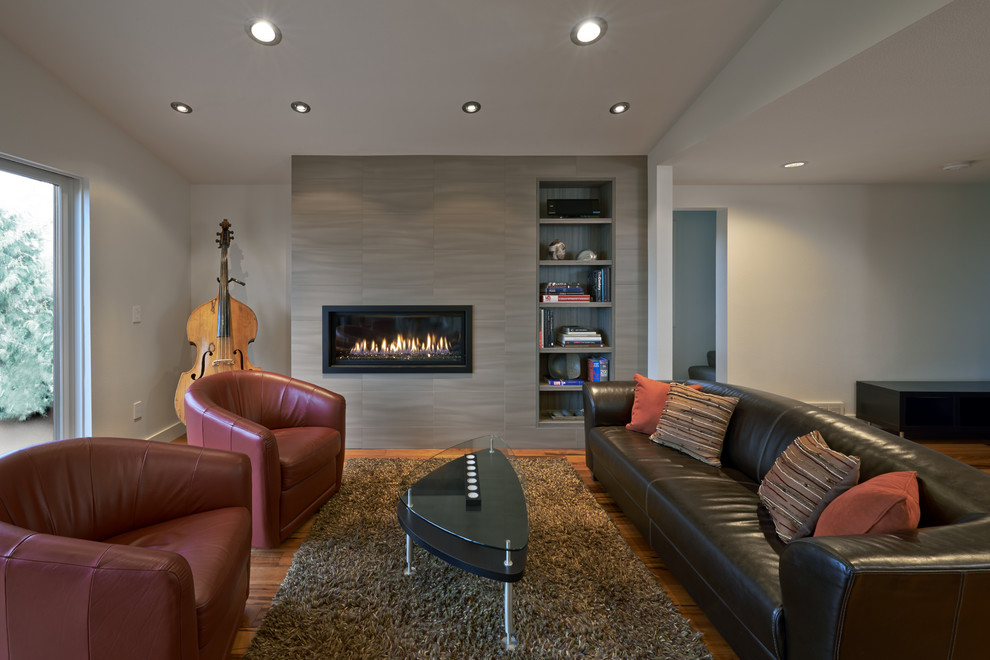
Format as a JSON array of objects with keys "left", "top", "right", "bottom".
[{"left": 132, "top": 305, "right": 142, "bottom": 323}]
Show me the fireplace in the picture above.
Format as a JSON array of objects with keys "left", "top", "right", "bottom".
[{"left": 322, "top": 305, "right": 472, "bottom": 374}]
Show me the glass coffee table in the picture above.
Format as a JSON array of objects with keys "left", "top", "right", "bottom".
[{"left": 397, "top": 435, "right": 529, "bottom": 649}]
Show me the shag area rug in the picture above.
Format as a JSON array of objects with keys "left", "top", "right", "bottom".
[{"left": 245, "top": 458, "right": 712, "bottom": 659}]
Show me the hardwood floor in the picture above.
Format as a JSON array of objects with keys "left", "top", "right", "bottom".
[{"left": 225, "top": 441, "right": 990, "bottom": 659}]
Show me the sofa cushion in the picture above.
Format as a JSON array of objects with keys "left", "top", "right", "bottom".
[
  {"left": 644, "top": 462, "right": 787, "bottom": 658},
  {"left": 274, "top": 426, "right": 342, "bottom": 490},
  {"left": 650, "top": 383, "right": 739, "bottom": 467},
  {"left": 104, "top": 507, "right": 251, "bottom": 651},
  {"left": 590, "top": 426, "right": 787, "bottom": 658},
  {"left": 814, "top": 471, "right": 920, "bottom": 537},
  {"left": 758, "top": 430, "right": 860, "bottom": 542}
]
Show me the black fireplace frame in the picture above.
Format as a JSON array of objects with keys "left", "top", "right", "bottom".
[{"left": 322, "top": 305, "right": 473, "bottom": 374}]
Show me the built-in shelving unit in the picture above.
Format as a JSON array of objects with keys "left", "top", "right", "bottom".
[{"left": 537, "top": 179, "right": 615, "bottom": 426}]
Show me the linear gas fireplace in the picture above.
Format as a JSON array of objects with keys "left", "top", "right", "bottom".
[{"left": 322, "top": 305, "right": 472, "bottom": 374}]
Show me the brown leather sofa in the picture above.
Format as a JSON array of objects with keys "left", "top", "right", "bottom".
[
  {"left": 584, "top": 380, "right": 990, "bottom": 660},
  {"left": 184, "top": 370, "right": 346, "bottom": 548},
  {"left": 0, "top": 437, "right": 251, "bottom": 660}
]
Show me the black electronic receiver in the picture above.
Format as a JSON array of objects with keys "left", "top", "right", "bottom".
[{"left": 547, "top": 198, "right": 601, "bottom": 218}]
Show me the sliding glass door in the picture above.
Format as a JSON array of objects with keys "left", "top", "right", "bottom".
[{"left": 0, "top": 157, "right": 88, "bottom": 454}]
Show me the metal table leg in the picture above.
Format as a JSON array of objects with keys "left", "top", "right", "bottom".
[
  {"left": 404, "top": 533, "right": 415, "bottom": 576},
  {"left": 504, "top": 541, "right": 518, "bottom": 649}
]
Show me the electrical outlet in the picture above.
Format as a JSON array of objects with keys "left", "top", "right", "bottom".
[
  {"left": 132, "top": 401, "right": 144, "bottom": 420},
  {"left": 132, "top": 305, "right": 142, "bottom": 323}
]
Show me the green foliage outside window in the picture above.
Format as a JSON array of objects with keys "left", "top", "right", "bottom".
[{"left": 0, "top": 209, "right": 54, "bottom": 420}]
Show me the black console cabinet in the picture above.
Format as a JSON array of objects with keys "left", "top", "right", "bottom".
[{"left": 856, "top": 381, "right": 990, "bottom": 439}]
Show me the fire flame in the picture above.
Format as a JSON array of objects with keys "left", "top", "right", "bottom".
[{"left": 349, "top": 333, "right": 451, "bottom": 359}]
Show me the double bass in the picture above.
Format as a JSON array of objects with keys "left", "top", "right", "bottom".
[{"left": 174, "top": 219, "right": 260, "bottom": 422}]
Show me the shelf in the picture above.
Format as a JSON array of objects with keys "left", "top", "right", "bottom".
[
  {"left": 538, "top": 302, "right": 611, "bottom": 308},
  {"left": 538, "top": 259, "right": 613, "bottom": 267},
  {"left": 540, "top": 346, "right": 612, "bottom": 354},
  {"left": 540, "top": 381, "right": 606, "bottom": 392},
  {"left": 539, "top": 217, "right": 613, "bottom": 225}
]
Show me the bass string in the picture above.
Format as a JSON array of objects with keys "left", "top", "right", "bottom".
[{"left": 215, "top": 333, "right": 234, "bottom": 369}]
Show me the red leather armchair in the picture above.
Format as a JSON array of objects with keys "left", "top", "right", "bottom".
[
  {"left": 184, "top": 370, "right": 346, "bottom": 548},
  {"left": 0, "top": 437, "right": 251, "bottom": 660}
]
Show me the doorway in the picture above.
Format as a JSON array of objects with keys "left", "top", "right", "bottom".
[{"left": 673, "top": 210, "right": 717, "bottom": 380}]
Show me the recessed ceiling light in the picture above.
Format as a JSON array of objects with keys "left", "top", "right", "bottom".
[
  {"left": 782, "top": 161, "right": 807, "bottom": 168},
  {"left": 943, "top": 160, "right": 975, "bottom": 171},
  {"left": 462, "top": 101, "right": 481, "bottom": 114},
  {"left": 170, "top": 101, "right": 193, "bottom": 114},
  {"left": 247, "top": 19, "right": 282, "bottom": 45},
  {"left": 290, "top": 101, "right": 311, "bottom": 113},
  {"left": 609, "top": 102, "right": 630, "bottom": 115},
  {"left": 571, "top": 17, "right": 607, "bottom": 45}
]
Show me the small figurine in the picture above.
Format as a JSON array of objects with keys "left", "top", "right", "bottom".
[{"left": 549, "top": 239, "right": 566, "bottom": 260}]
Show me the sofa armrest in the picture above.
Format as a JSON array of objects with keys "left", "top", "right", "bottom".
[
  {"left": 184, "top": 399, "right": 280, "bottom": 535},
  {"left": 583, "top": 381, "right": 636, "bottom": 430},
  {"left": 0, "top": 523, "right": 199, "bottom": 660},
  {"left": 780, "top": 520, "right": 990, "bottom": 659},
  {"left": 583, "top": 381, "right": 636, "bottom": 472}
]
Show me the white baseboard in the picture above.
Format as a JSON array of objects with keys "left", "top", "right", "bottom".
[{"left": 148, "top": 422, "right": 185, "bottom": 443}]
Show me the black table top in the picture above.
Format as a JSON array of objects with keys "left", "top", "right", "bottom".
[
  {"left": 397, "top": 443, "right": 528, "bottom": 582},
  {"left": 858, "top": 381, "right": 990, "bottom": 393}
]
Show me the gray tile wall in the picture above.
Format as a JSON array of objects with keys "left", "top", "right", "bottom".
[{"left": 291, "top": 156, "right": 647, "bottom": 448}]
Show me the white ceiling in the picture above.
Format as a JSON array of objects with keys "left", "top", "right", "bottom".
[{"left": 1, "top": 0, "right": 987, "bottom": 185}]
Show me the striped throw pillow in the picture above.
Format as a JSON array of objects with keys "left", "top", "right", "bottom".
[
  {"left": 650, "top": 383, "right": 739, "bottom": 467},
  {"left": 758, "top": 430, "right": 860, "bottom": 542}
]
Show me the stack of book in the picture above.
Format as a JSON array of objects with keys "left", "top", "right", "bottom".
[
  {"left": 542, "top": 282, "right": 583, "bottom": 294},
  {"left": 541, "top": 281, "right": 590, "bottom": 302},
  {"left": 555, "top": 326, "right": 603, "bottom": 347}
]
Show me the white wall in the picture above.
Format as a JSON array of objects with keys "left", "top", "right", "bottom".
[
  {"left": 674, "top": 183, "right": 990, "bottom": 410},
  {"left": 189, "top": 185, "right": 292, "bottom": 375},
  {"left": 0, "top": 35, "right": 191, "bottom": 440}
]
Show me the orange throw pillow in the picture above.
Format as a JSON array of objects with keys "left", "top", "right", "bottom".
[
  {"left": 814, "top": 471, "right": 920, "bottom": 537},
  {"left": 626, "top": 374, "right": 702, "bottom": 434}
]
